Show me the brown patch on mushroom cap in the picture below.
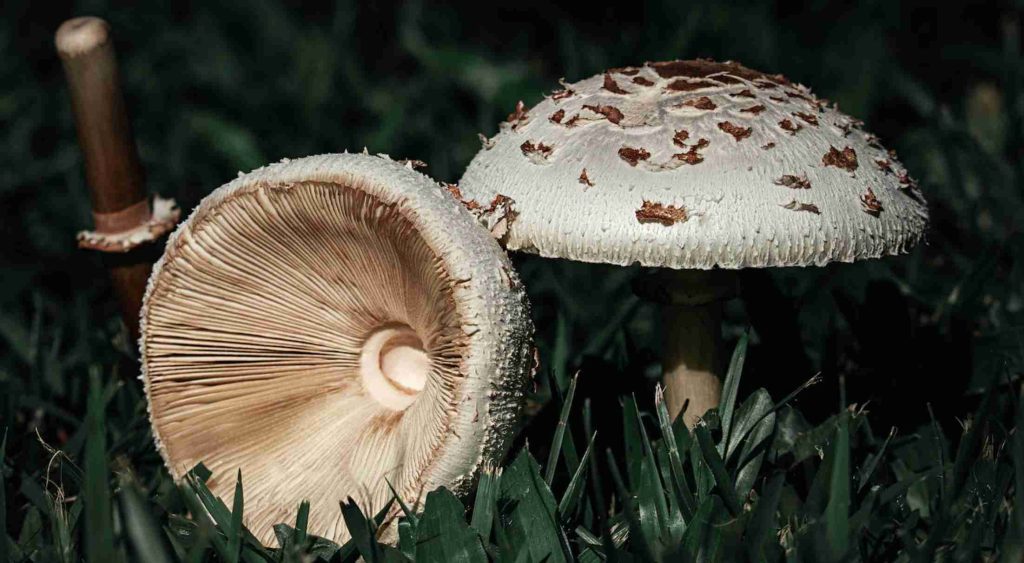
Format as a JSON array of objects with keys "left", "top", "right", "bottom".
[
  {"left": 822, "top": 146, "right": 859, "bottom": 172},
  {"left": 632, "top": 76, "right": 655, "bottom": 86},
  {"left": 672, "top": 129, "right": 690, "bottom": 148},
  {"left": 730, "top": 89, "right": 756, "bottom": 98},
  {"left": 754, "top": 80, "right": 779, "bottom": 89},
  {"left": 762, "top": 142, "right": 776, "bottom": 150},
  {"left": 582, "top": 104, "right": 625, "bottom": 125},
  {"left": 563, "top": 114, "right": 581, "bottom": 128},
  {"left": 551, "top": 88, "right": 575, "bottom": 101},
  {"left": 548, "top": 109, "right": 565, "bottom": 124},
  {"left": 445, "top": 183, "right": 482, "bottom": 210},
  {"left": 478, "top": 133, "right": 495, "bottom": 150},
  {"left": 579, "top": 168, "right": 594, "bottom": 187},
  {"left": 741, "top": 104, "right": 767, "bottom": 115},
  {"left": 785, "top": 90, "right": 816, "bottom": 105},
  {"left": 774, "top": 174, "right": 812, "bottom": 189},
  {"left": 506, "top": 100, "right": 529, "bottom": 129},
  {"left": 520, "top": 140, "right": 554, "bottom": 161},
  {"left": 793, "top": 112, "right": 819, "bottom": 126},
  {"left": 665, "top": 79, "right": 718, "bottom": 92},
  {"left": 618, "top": 146, "right": 651, "bottom": 166},
  {"left": 610, "top": 66, "right": 640, "bottom": 76},
  {"left": 647, "top": 59, "right": 790, "bottom": 86},
  {"left": 677, "top": 96, "right": 717, "bottom": 110},
  {"left": 866, "top": 134, "right": 883, "bottom": 149},
  {"left": 782, "top": 200, "right": 821, "bottom": 214},
  {"left": 602, "top": 74, "right": 629, "bottom": 94},
  {"left": 779, "top": 119, "right": 802, "bottom": 135},
  {"left": 875, "top": 159, "right": 894, "bottom": 175},
  {"left": 860, "top": 187, "right": 883, "bottom": 216},
  {"left": 717, "top": 121, "right": 752, "bottom": 141},
  {"left": 674, "top": 138, "right": 709, "bottom": 165},
  {"left": 636, "top": 200, "right": 688, "bottom": 225},
  {"left": 398, "top": 159, "right": 427, "bottom": 170},
  {"left": 898, "top": 171, "right": 918, "bottom": 190}
]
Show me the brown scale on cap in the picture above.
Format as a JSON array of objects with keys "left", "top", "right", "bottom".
[
  {"left": 602, "top": 74, "right": 630, "bottom": 94},
  {"left": 762, "top": 142, "right": 776, "bottom": 150},
  {"left": 782, "top": 200, "right": 821, "bottom": 214},
  {"left": 563, "top": 114, "right": 581, "bottom": 128},
  {"left": 779, "top": 119, "right": 802, "bottom": 135},
  {"left": 549, "top": 109, "right": 566, "bottom": 124},
  {"left": 875, "top": 159, "right": 894, "bottom": 175},
  {"left": 677, "top": 96, "right": 717, "bottom": 110},
  {"left": 636, "top": 200, "right": 688, "bottom": 225},
  {"left": 551, "top": 88, "right": 575, "bottom": 101},
  {"left": 582, "top": 104, "right": 625, "bottom": 125},
  {"left": 822, "top": 146, "right": 859, "bottom": 172},
  {"left": 834, "top": 121, "right": 854, "bottom": 137},
  {"left": 674, "top": 138, "right": 709, "bottom": 165},
  {"left": 860, "top": 187, "right": 883, "bottom": 216},
  {"left": 730, "top": 89, "right": 756, "bottom": 98},
  {"left": 610, "top": 66, "right": 641, "bottom": 76},
  {"left": 741, "top": 104, "right": 767, "bottom": 115},
  {"left": 445, "top": 183, "right": 482, "bottom": 210},
  {"left": 507, "top": 101, "right": 529, "bottom": 129},
  {"left": 793, "top": 112, "right": 819, "bottom": 126},
  {"left": 579, "top": 168, "right": 594, "bottom": 187},
  {"left": 866, "top": 134, "right": 883, "bottom": 149},
  {"left": 632, "top": 76, "right": 655, "bottom": 86},
  {"left": 618, "top": 146, "right": 651, "bottom": 166},
  {"left": 754, "top": 80, "right": 779, "bottom": 89},
  {"left": 898, "top": 171, "right": 918, "bottom": 190},
  {"left": 770, "top": 95, "right": 786, "bottom": 102},
  {"left": 478, "top": 133, "right": 495, "bottom": 150},
  {"left": 520, "top": 140, "right": 554, "bottom": 162},
  {"left": 398, "top": 159, "right": 427, "bottom": 170},
  {"left": 785, "top": 90, "right": 816, "bottom": 105},
  {"left": 717, "top": 121, "right": 752, "bottom": 141},
  {"left": 673, "top": 129, "right": 691, "bottom": 148},
  {"left": 774, "top": 174, "right": 812, "bottom": 189},
  {"left": 665, "top": 79, "right": 719, "bottom": 92}
]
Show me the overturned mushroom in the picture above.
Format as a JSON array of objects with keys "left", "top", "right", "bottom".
[
  {"left": 141, "top": 153, "right": 534, "bottom": 544},
  {"left": 459, "top": 59, "right": 928, "bottom": 427}
]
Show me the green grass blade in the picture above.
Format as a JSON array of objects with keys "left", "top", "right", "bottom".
[
  {"left": 719, "top": 331, "right": 749, "bottom": 450},
  {"left": 558, "top": 431, "right": 596, "bottom": 518},
  {"left": 117, "top": 476, "right": 174, "bottom": 563},
  {"left": 857, "top": 427, "right": 896, "bottom": 493},
  {"left": 605, "top": 449, "right": 656, "bottom": 561},
  {"left": 295, "top": 500, "right": 310, "bottom": 547},
  {"left": 84, "top": 372, "right": 115, "bottom": 563},
  {"left": 745, "top": 473, "right": 784, "bottom": 561},
  {"left": 693, "top": 422, "right": 742, "bottom": 516},
  {"left": 825, "top": 409, "right": 851, "bottom": 559},
  {"left": 546, "top": 372, "right": 578, "bottom": 486},
  {"left": 470, "top": 465, "right": 500, "bottom": 540},
  {"left": 414, "top": 488, "right": 486, "bottom": 563},
  {"left": 655, "top": 386, "right": 696, "bottom": 521},
  {"left": 227, "top": 471, "right": 244, "bottom": 563},
  {"left": 385, "top": 478, "right": 418, "bottom": 526},
  {"left": 340, "top": 498, "right": 382, "bottom": 562},
  {"left": 628, "top": 395, "right": 671, "bottom": 537},
  {"left": 1, "top": 428, "right": 6, "bottom": 563}
]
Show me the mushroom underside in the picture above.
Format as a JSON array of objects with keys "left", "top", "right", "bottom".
[{"left": 143, "top": 180, "right": 466, "bottom": 543}]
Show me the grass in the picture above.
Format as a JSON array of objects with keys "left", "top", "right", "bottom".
[{"left": 3, "top": 0, "right": 1024, "bottom": 561}]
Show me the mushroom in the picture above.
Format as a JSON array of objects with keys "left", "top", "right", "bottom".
[
  {"left": 457, "top": 59, "right": 928, "bottom": 427},
  {"left": 141, "top": 153, "right": 535, "bottom": 544}
]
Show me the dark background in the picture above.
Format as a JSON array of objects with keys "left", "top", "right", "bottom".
[{"left": 1, "top": 0, "right": 1022, "bottom": 525}]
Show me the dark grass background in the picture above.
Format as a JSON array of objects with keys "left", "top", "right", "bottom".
[{"left": 2, "top": 0, "right": 1023, "bottom": 554}]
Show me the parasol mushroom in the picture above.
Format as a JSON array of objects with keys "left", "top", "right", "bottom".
[
  {"left": 457, "top": 59, "right": 928, "bottom": 427},
  {"left": 141, "top": 153, "right": 535, "bottom": 543}
]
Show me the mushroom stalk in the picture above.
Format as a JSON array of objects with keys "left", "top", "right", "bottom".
[
  {"left": 56, "top": 17, "right": 178, "bottom": 336},
  {"left": 637, "top": 269, "right": 738, "bottom": 427},
  {"left": 661, "top": 300, "right": 723, "bottom": 427}
]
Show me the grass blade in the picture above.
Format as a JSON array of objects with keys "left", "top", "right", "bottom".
[
  {"left": 471, "top": 465, "right": 500, "bottom": 540},
  {"left": 546, "top": 372, "right": 578, "bottom": 486},
  {"left": 1, "top": 429, "right": 6, "bottom": 563},
  {"left": 117, "top": 475, "right": 174, "bottom": 563},
  {"left": 605, "top": 449, "right": 656, "bottom": 561},
  {"left": 655, "top": 386, "right": 696, "bottom": 521},
  {"left": 693, "top": 422, "right": 742, "bottom": 516},
  {"left": 825, "top": 410, "right": 850, "bottom": 559},
  {"left": 227, "top": 471, "right": 243, "bottom": 563},
  {"left": 295, "top": 500, "right": 310, "bottom": 547},
  {"left": 719, "top": 331, "right": 749, "bottom": 450},
  {"left": 558, "top": 431, "right": 596, "bottom": 518},
  {"left": 84, "top": 372, "right": 115, "bottom": 563}
]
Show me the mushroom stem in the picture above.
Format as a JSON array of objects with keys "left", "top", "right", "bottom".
[
  {"left": 661, "top": 301, "right": 723, "bottom": 427},
  {"left": 636, "top": 268, "right": 738, "bottom": 427}
]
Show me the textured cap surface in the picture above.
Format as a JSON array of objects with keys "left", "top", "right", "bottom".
[
  {"left": 140, "top": 153, "right": 534, "bottom": 544},
  {"left": 459, "top": 59, "right": 928, "bottom": 269}
]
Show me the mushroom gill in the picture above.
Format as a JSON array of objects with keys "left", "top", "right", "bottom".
[{"left": 142, "top": 162, "right": 513, "bottom": 544}]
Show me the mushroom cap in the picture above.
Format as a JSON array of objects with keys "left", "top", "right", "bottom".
[
  {"left": 459, "top": 59, "right": 929, "bottom": 269},
  {"left": 140, "top": 153, "right": 534, "bottom": 544}
]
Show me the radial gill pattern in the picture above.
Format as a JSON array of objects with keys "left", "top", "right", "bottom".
[{"left": 141, "top": 154, "right": 534, "bottom": 545}]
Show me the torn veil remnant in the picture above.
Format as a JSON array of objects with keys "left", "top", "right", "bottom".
[
  {"left": 141, "top": 153, "right": 534, "bottom": 545},
  {"left": 458, "top": 58, "right": 928, "bottom": 427}
]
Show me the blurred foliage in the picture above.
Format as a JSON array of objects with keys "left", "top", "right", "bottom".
[{"left": 2, "top": 0, "right": 1024, "bottom": 560}]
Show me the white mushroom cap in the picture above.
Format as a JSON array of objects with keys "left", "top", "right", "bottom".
[
  {"left": 140, "top": 153, "right": 534, "bottom": 544},
  {"left": 459, "top": 59, "right": 928, "bottom": 269}
]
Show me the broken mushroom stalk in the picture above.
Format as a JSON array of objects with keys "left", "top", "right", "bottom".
[
  {"left": 456, "top": 59, "right": 928, "bottom": 427},
  {"left": 141, "top": 153, "right": 534, "bottom": 544},
  {"left": 56, "top": 16, "right": 180, "bottom": 336}
]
